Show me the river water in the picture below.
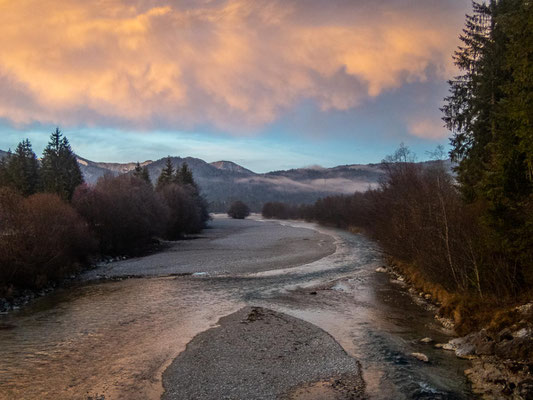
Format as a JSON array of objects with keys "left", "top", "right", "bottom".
[{"left": 0, "top": 218, "right": 473, "bottom": 399}]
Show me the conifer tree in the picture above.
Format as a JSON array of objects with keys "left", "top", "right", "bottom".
[
  {"left": 41, "top": 127, "right": 84, "bottom": 200},
  {"left": 443, "top": 0, "right": 533, "bottom": 285},
  {"left": 175, "top": 162, "right": 195, "bottom": 187},
  {"left": 156, "top": 157, "right": 174, "bottom": 191},
  {"left": 9, "top": 139, "right": 40, "bottom": 196},
  {"left": 133, "top": 162, "right": 152, "bottom": 185}
]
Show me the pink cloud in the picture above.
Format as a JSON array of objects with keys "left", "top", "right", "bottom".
[{"left": 0, "top": 0, "right": 468, "bottom": 134}]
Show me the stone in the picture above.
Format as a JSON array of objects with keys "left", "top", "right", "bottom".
[
  {"left": 410, "top": 352, "right": 429, "bottom": 362},
  {"left": 420, "top": 337, "right": 433, "bottom": 344},
  {"left": 442, "top": 343, "right": 456, "bottom": 351},
  {"left": 455, "top": 343, "right": 476, "bottom": 359},
  {"left": 375, "top": 267, "right": 387, "bottom": 273}
]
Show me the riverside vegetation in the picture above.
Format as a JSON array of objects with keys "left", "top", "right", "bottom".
[{"left": 0, "top": 129, "right": 209, "bottom": 299}]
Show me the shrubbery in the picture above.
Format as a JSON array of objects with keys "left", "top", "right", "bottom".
[
  {"left": 73, "top": 175, "right": 168, "bottom": 255},
  {"left": 227, "top": 201, "right": 250, "bottom": 219},
  {"left": 0, "top": 189, "right": 95, "bottom": 291},
  {"left": 0, "top": 135, "right": 210, "bottom": 294},
  {"left": 159, "top": 183, "right": 208, "bottom": 238}
]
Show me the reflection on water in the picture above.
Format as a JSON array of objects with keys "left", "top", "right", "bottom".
[{"left": 0, "top": 221, "right": 473, "bottom": 400}]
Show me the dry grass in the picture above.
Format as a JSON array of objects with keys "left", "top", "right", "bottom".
[{"left": 389, "top": 258, "right": 532, "bottom": 335}]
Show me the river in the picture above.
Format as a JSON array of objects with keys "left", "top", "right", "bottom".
[{"left": 0, "top": 216, "right": 473, "bottom": 399}]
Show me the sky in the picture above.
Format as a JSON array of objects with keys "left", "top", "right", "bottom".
[{"left": 0, "top": 0, "right": 470, "bottom": 172}]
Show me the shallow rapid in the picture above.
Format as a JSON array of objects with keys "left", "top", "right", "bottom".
[{"left": 0, "top": 216, "right": 473, "bottom": 399}]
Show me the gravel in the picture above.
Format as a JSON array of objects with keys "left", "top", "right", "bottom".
[
  {"left": 162, "top": 306, "right": 365, "bottom": 400},
  {"left": 82, "top": 217, "right": 335, "bottom": 280}
]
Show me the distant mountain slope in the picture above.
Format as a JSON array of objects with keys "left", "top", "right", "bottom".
[
  {"left": 76, "top": 157, "right": 152, "bottom": 184},
  {"left": 139, "top": 157, "right": 384, "bottom": 212},
  {"left": 210, "top": 161, "right": 255, "bottom": 176},
  {"left": 0, "top": 148, "right": 452, "bottom": 212}
]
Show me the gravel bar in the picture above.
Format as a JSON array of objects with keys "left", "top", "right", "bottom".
[
  {"left": 162, "top": 307, "right": 365, "bottom": 400},
  {"left": 83, "top": 217, "right": 335, "bottom": 279}
]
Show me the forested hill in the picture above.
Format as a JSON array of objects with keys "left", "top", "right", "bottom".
[
  {"left": 75, "top": 156, "right": 455, "bottom": 212},
  {"left": 0, "top": 149, "right": 452, "bottom": 211}
]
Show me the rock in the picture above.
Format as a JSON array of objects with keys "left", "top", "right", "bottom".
[
  {"left": 495, "top": 337, "right": 533, "bottom": 362},
  {"left": 375, "top": 267, "right": 387, "bottom": 273},
  {"left": 497, "top": 327, "right": 514, "bottom": 342},
  {"left": 397, "top": 276, "right": 405, "bottom": 282},
  {"left": 455, "top": 343, "right": 476, "bottom": 359},
  {"left": 434, "top": 343, "right": 445, "bottom": 349},
  {"left": 443, "top": 337, "right": 464, "bottom": 351},
  {"left": 424, "top": 294, "right": 432, "bottom": 300},
  {"left": 420, "top": 337, "right": 433, "bottom": 344},
  {"left": 513, "top": 327, "right": 532, "bottom": 339},
  {"left": 442, "top": 343, "right": 456, "bottom": 351},
  {"left": 410, "top": 352, "right": 429, "bottom": 362},
  {"left": 516, "top": 303, "right": 533, "bottom": 316}
]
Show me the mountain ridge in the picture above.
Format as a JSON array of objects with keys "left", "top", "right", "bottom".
[
  {"left": 74, "top": 155, "right": 385, "bottom": 211},
  {"left": 0, "top": 149, "right": 451, "bottom": 212}
]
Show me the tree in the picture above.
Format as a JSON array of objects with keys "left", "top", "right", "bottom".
[
  {"left": 133, "top": 162, "right": 151, "bottom": 185},
  {"left": 0, "top": 139, "right": 40, "bottom": 196},
  {"left": 228, "top": 201, "right": 250, "bottom": 219},
  {"left": 175, "top": 162, "right": 195, "bottom": 187},
  {"left": 442, "top": 0, "right": 533, "bottom": 289},
  {"left": 156, "top": 157, "right": 174, "bottom": 191},
  {"left": 41, "top": 128, "right": 84, "bottom": 200}
]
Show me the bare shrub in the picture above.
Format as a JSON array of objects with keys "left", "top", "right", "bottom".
[
  {"left": 73, "top": 175, "right": 167, "bottom": 255},
  {"left": 0, "top": 188, "right": 95, "bottom": 290},
  {"left": 159, "top": 183, "right": 207, "bottom": 239}
]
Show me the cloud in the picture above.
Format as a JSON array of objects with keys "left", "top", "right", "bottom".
[
  {"left": 0, "top": 0, "right": 467, "bottom": 135},
  {"left": 407, "top": 117, "right": 448, "bottom": 140}
]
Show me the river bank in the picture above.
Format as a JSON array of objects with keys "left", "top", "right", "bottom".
[
  {"left": 0, "top": 217, "right": 335, "bottom": 314},
  {"left": 380, "top": 260, "right": 533, "bottom": 399}
]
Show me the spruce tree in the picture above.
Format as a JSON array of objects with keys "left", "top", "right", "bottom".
[
  {"left": 156, "top": 157, "right": 174, "bottom": 191},
  {"left": 133, "top": 162, "right": 152, "bottom": 185},
  {"left": 41, "top": 127, "right": 84, "bottom": 200},
  {"left": 443, "top": 0, "right": 533, "bottom": 287},
  {"left": 442, "top": 1, "right": 499, "bottom": 202},
  {"left": 7, "top": 139, "right": 40, "bottom": 196},
  {"left": 175, "top": 162, "right": 195, "bottom": 187},
  {"left": 141, "top": 166, "right": 151, "bottom": 184}
]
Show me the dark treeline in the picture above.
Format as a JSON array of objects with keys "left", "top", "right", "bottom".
[
  {"left": 0, "top": 130, "right": 208, "bottom": 294},
  {"left": 264, "top": 0, "right": 533, "bottom": 333}
]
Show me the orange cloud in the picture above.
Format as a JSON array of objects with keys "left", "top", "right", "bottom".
[{"left": 0, "top": 0, "right": 467, "bottom": 134}]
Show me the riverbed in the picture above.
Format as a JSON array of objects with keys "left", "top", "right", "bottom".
[{"left": 0, "top": 216, "right": 473, "bottom": 399}]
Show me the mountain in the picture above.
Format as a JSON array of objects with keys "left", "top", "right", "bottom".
[
  {"left": 1, "top": 149, "right": 452, "bottom": 212},
  {"left": 210, "top": 161, "right": 255, "bottom": 176},
  {"left": 76, "top": 156, "right": 385, "bottom": 212},
  {"left": 76, "top": 156, "right": 153, "bottom": 183}
]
